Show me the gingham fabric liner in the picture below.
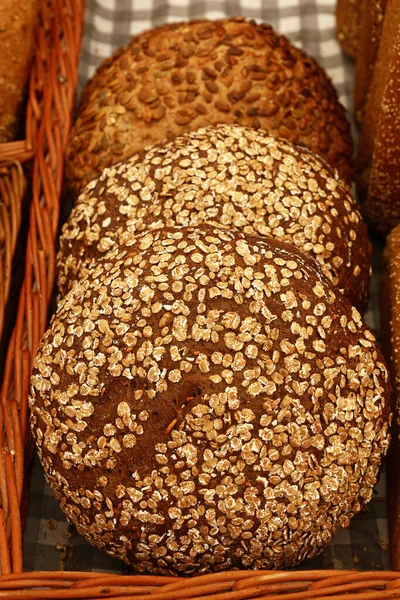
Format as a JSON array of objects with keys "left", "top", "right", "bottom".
[{"left": 23, "top": 0, "right": 390, "bottom": 573}]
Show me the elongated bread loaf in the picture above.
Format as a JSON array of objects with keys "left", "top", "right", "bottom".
[
  {"left": 354, "top": 0, "right": 387, "bottom": 124},
  {"left": 356, "top": 0, "right": 400, "bottom": 233},
  {"left": 0, "top": 0, "right": 38, "bottom": 142},
  {"left": 381, "top": 225, "right": 400, "bottom": 570},
  {"left": 336, "top": 0, "right": 364, "bottom": 58}
]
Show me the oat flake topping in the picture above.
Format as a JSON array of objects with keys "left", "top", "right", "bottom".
[
  {"left": 32, "top": 225, "right": 390, "bottom": 574},
  {"left": 59, "top": 125, "right": 370, "bottom": 311}
]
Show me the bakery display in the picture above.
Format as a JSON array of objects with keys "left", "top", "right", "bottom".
[
  {"left": 380, "top": 225, "right": 400, "bottom": 570},
  {"left": 65, "top": 17, "right": 353, "bottom": 196},
  {"left": 0, "top": 0, "right": 38, "bottom": 142},
  {"left": 30, "top": 224, "right": 391, "bottom": 574},
  {"left": 59, "top": 125, "right": 371, "bottom": 312},
  {"left": 336, "top": 0, "right": 364, "bottom": 59}
]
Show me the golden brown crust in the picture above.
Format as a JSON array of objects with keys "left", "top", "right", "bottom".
[
  {"left": 31, "top": 224, "right": 391, "bottom": 574},
  {"left": 354, "top": 0, "right": 387, "bottom": 124},
  {"left": 0, "top": 0, "right": 38, "bottom": 143},
  {"left": 66, "top": 17, "right": 353, "bottom": 196},
  {"left": 59, "top": 125, "right": 371, "bottom": 312},
  {"left": 336, "top": 0, "right": 364, "bottom": 58},
  {"left": 380, "top": 225, "right": 400, "bottom": 570},
  {"left": 356, "top": 0, "right": 400, "bottom": 233}
]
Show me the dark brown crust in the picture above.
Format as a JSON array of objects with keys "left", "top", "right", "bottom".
[
  {"left": 0, "top": 0, "right": 38, "bottom": 142},
  {"left": 336, "top": 0, "right": 364, "bottom": 59},
  {"left": 356, "top": 0, "right": 400, "bottom": 234},
  {"left": 31, "top": 224, "right": 390, "bottom": 575},
  {"left": 381, "top": 225, "right": 400, "bottom": 570},
  {"left": 354, "top": 0, "right": 387, "bottom": 124},
  {"left": 65, "top": 17, "right": 353, "bottom": 196},
  {"left": 59, "top": 126, "right": 371, "bottom": 312}
]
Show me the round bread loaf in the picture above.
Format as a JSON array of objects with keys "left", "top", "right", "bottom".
[
  {"left": 59, "top": 125, "right": 370, "bottom": 312},
  {"left": 31, "top": 225, "right": 390, "bottom": 574},
  {"left": 65, "top": 17, "right": 353, "bottom": 196}
]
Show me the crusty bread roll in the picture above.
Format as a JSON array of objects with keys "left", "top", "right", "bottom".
[
  {"left": 353, "top": 0, "right": 387, "bottom": 124},
  {"left": 59, "top": 125, "right": 371, "bottom": 312},
  {"left": 356, "top": 0, "right": 400, "bottom": 234},
  {"left": 381, "top": 225, "right": 400, "bottom": 570},
  {"left": 65, "top": 17, "right": 353, "bottom": 196},
  {"left": 336, "top": 0, "right": 364, "bottom": 59},
  {"left": 31, "top": 224, "right": 391, "bottom": 574},
  {"left": 0, "top": 0, "right": 38, "bottom": 143}
]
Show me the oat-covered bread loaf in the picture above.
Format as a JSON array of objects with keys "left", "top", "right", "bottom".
[
  {"left": 59, "top": 125, "right": 370, "bottom": 312},
  {"left": 0, "top": 0, "right": 38, "bottom": 142},
  {"left": 65, "top": 17, "right": 353, "bottom": 196},
  {"left": 31, "top": 225, "right": 390, "bottom": 574}
]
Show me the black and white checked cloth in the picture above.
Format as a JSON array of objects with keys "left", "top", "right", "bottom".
[{"left": 23, "top": 0, "right": 389, "bottom": 573}]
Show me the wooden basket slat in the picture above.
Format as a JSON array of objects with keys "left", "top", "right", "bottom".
[
  {"left": 10, "top": 400, "right": 24, "bottom": 504},
  {"left": 4, "top": 453, "right": 22, "bottom": 575},
  {"left": 0, "top": 571, "right": 399, "bottom": 598},
  {"left": 0, "top": 509, "right": 10, "bottom": 576},
  {"left": 20, "top": 349, "right": 32, "bottom": 443},
  {"left": 0, "top": 163, "right": 26, "bottom": 345}
]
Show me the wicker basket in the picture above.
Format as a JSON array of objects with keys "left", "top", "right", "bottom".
[
  {"left": 0, "top": 0, "right": 46, "bottom": 166},
  {"left": 0, "top": 0, "right": 84, "bottom": 577},
  {"left": 1, "top": 0, "right": 400, "bottom": 597},
  {"left": 0, "top": 163, "right": 26, "bottom": 348},
  {"left": 1, "top": 570, "right": 400, "bottom": 598}
]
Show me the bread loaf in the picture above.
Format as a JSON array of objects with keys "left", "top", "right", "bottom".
[
  {"left": 356, "top": 0, "right": 400, "bottom": 233},
  {"left": 0, "top": 0, "right": 38, "bottom": 143},
  {"left": 65, "top": 17, "right": 353, "bottom": 196},
  {"left": 59, "top": 125, "right": 371, "bottom": 312},
  {"left": 353, "top": 0, "right": 387, "bottom": 124},
  {"left": 336, "top": 0, "right": 364, "bottom": 59},
  {"left": 380, "top": 225, "right": 400, "bottom": 570},
  {"left": 30, "top": 224, "right": 391, "bottom": 574}
]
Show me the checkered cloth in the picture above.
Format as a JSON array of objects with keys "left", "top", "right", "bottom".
[{"left": 23, "top": 0, "right": 390, "bottom": 573}]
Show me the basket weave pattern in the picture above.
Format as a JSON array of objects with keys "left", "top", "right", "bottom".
[
  {"left": 1, "top": 570, "right": 400, "bottom": 598},
  {"left": 0, "top": 163, "right": 26, "bottom": 345},
  {"left": 0, "top": 0, "right": 84, "bottom": 576},
  {"left": 1, "top": 0, "right": 400, "bottom": 597}
]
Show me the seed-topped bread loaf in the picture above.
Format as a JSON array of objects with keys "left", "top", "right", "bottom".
[
  {"left": 31, "top": 225, "right": 391, "bottom": 574},
  {"left": 65, "top": 17, "right": 353, "bottom": 196},
  {"left": 59, "top": 125, "right": 371, "bottom": 312}
]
